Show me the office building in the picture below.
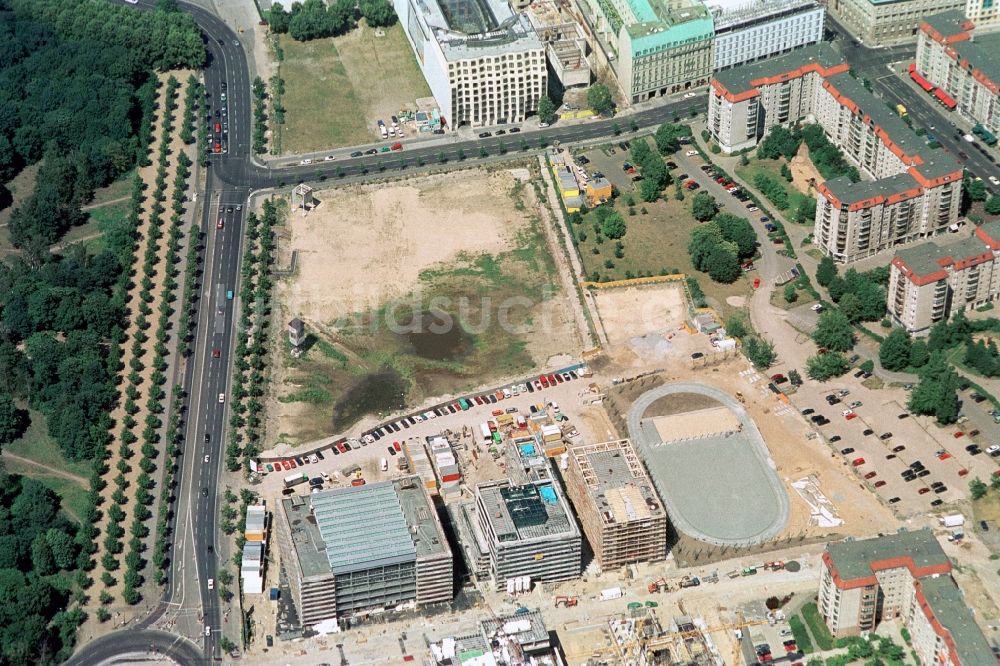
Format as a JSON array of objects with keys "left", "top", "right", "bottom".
[
  {"left": 274, "top": 478, "right": 453, "bottom": 627},
  {"left": 708, "top": 0, "right": 825, "bottom": 72},
  {"left": 581, "top": 0, "right": 714, "bottom": 103},
  {"left": 393, "top": 0, "right": 547, "bottom": 129},
  {"left": 887, "top": 221, "right": 1000, "bottom": 334},
  {"left": 471, "top": 439, "right": 581, "bottom": 589},
  {"left": 562, "top": 439, "right": 667, "bottom": 569},
  {"left": 819, "top": 530, "right": 993, "bottom": 665},
  {"left": 915, "top": 11, "right": 1000, "bottom": 135},
  {"left": 708, "top": 44, "right": 963, "bottom": 263},
  {"left": 827, "top": 0, "right": 964, "bottom": 47}
]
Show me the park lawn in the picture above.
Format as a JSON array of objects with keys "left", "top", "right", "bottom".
[
  {"left": 801, "top": 602, "right": 835, "bottom": 651},
  {"left": 278, "top": 21, "right": 431, "bottom": 152},
  {"left": 3, "top": 408, "right": 92, "bottom": 522},
  {"left": 736, "top": 159, "right": 810, "bottom": 221},
  {"left": 571, "top": 189, "right": 752, "bottom": 316}
]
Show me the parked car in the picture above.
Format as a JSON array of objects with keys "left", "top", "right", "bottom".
[{"left": 840, "top": 447, "right": 855, "bottom": 455}]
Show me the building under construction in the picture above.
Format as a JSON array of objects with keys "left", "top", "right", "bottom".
[
  {"left": 563, "top": 439, "right": 667, "bottom": 570},
  {"left": 606, "top": 610, "right": 722, "bottom": 666},
  {"left": 429, "top": 608, "right": 563, "bottom": 665}
]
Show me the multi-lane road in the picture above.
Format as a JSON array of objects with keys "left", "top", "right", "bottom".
[{"left": 69, "top": 4, "right": 998, "bottom": 664}]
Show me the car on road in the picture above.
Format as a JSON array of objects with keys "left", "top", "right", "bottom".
[
  {"left": 299, "top": 158, "right": 313, "bottom": 166},
  {"left": 365, "top": 148, "right": 378, "bottom": 155},
  {"left": 324, "top": 155, "right": 335, "bottom": 161},
  {"left": 218, "top": 393, "right": 225, "bottom": 403},
  {"left": 204, "top": 455, "right": 210, "bottom": 463},
  {"left": 479, "top": 132, "right": 492, "bottom": 138},
  {"left": 683, "top": 92, "right": 697, "bottom": 99},
  {"left": 350, "top": 151, "right": 363, "bottom": 157},
  {"left": 214, "top": 142, "right": 221, "bottom": 153},
  {"left": 509, "top": 127, "right": 520, "bottom": 133},
  {"left": 212, "top": 349, "right": 220, "bottom": 358},
  {"left": 208, "top": 578, "right": 214, "bottom": 590}
]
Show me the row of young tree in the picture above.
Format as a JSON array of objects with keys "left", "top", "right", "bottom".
[
  {"left": 266, "top": 0, "right": 396, "bottom": 42},
  {"left": 226, "top": 202, "right": 280, "bottom": 472}
]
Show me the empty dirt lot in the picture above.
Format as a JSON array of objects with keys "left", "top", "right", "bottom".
[{"left": 268, "top": 168, "right": 582, "bottom": 444}]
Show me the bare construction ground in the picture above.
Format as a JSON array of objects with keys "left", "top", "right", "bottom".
[
  {"left": 269, "top": 168, "right": 581, "bottom": 444},
  {"left": 604, "top": 361, "right": 900, "bottom": 564},
  {"left": 591, "top": 283, "right": 687, "bottom": 348}
]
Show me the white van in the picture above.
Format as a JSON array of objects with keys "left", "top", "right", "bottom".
[{"left": 380, "top": 458, "right": 388, "bottom": 472}]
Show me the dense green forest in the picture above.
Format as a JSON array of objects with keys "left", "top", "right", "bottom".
[
  {"left": 0, "top": 0, "right": 204, "bottom": 464},
  {"left": 0, "top": 467, "right": 88, "bottom": 665},
  {"left": 0, "top": 2, "right": 203, "bottom": 658}
]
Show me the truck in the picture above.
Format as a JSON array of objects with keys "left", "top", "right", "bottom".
[
  {"left": 283, "top": 472, "right": 309, "bottom": 488},
  {"left": 895, "top": 104, "right": 907, "bottom": 117}
]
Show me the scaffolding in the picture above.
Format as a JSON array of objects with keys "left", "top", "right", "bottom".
[{"left": 291, "top": 183, "right": 314, "bottom": 212}]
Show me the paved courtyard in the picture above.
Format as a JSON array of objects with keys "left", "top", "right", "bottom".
[{"left": 628, "top": 383, "right": 790, "bottom": 546}]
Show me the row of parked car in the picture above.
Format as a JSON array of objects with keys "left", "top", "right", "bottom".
[
  {"left": 264, "top": 449, "right": 326, "bottom": 473},
  {"left": 356, "top": 369, "right": 584, "bottom": 444}
]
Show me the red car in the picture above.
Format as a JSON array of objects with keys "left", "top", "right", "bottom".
[
  {"left": 393, "top": 441, "right": 401, "bottom": 452},
  {"left": 918, "top": 487, "right": 931, "bottom": 494},
  {"left": 864, "top": 471, "right": 877, "bottom": 479},
  {"left": 548, "top": 374, "right": 557, "bottom": 385},
  {"left": 280, "top": 460, "right": 291, "bottom": 470},
  {"left": 287, "top": 459, "right": 296, "bottom": 468},
  {"left": 954, "top": 431, "right": 964, "bottom": 438},
  {"left": 851, "top": 457, "right": 865, "bottom": 466},
  {"left": 958, "top": 468, "right": 969, "bottom": 477},
  {"left": 874, "top": 480, "right": 886, "bottom": 488},
  {"left": 938, "top": 452, "right": 953, "bottom": 460},
  {"left": 217, "top": 218, "right": 224, "bottom": 229},
  {"left": 214, "top": 122, "right": 221, "bottom": 133},
  {"left": 212, "top": 348, "right": 221, "bottom": 358},
  {"left": 214, "top": 142, "right": 221, "bottom": 153},
  {"left": 752, "top": 277, "right": 761, "bottom": 289},
  {"left": 846, "top": 412, "right": 858, "bottom": 420},
  {"left": 391, "top": 142, "right": 403, "bottom": 151}
]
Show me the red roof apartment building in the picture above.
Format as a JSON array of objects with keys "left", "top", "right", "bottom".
[
  {"left": 820, "top": 530, "right": 993, "bottom": 665},
  {"left": 887, "top": 220, "right": 1000, "bottom": 333},
  {"left": 915, "top": 11, "right": 1000, "bottom": 136},
  {"left": 708, "top": 44, "right": 963, "bottom": 264}
]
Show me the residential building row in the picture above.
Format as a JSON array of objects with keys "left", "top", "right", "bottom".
[
  {"left": 827, "top": 0, "right": 1000, "bottom": 47},
  {"left": 708, "top": 43, "right": 964, "bottom": 263},
  {"left": 915, "top": 11, "right": 1000, "bottom": 136},
  {"left": 887, "top": 221, "right": 1000, "bottom": 334},
  {"left": 820, "top": 530, "right": 993, "bottom": 665},
  {"left": 276, "top": 437, "right": 668, "bottom": 629}
]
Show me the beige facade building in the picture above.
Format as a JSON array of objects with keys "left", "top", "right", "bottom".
[
  {"left": 562, "top": 439, "right": 667, "bottom": 570},
  {"left": 827, "top": 0, "right": 963, "bottom": 46},
  {"left": 581, "top": 0, "right": 715, "bottom": 103},
  {"left": 915, "top": 11, "right": 1000, "bottom": 135},
  {"left": 888, "top": 221, "right": 1000, "bottom": 334},
  {"left": 819, "top": 530, "right": 993, "bottom": 665},
  {"left": 708, "top": 44, "right": 964, "bottom": 264},
  {"left": 965, "top": 0, "right": 1000, "bottom": 28}
]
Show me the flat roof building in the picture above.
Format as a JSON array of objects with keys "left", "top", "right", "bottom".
[
  {"left": 819, "top": 530, "right": 993, "bottom": 665},
  {"left": 708, "top": 0, "right": 825, "bottom": 72},
  {"left": 888, "top": 221, "right": 1000, "bottom": 334},
  {"left": 471, "top": 440, "right": 581, "bottom": 589},
  {"left": 709, "top": 44, "right": 964, "bottom": 264},
  {"left": 563, "top": 439, "right": 667, "bottom": 569},
  {"left": 393, "top": 0, "right": 547, "bottom": 128},
  {"left": 274, "top": 478, "right": 453, "bottom": 628},
  {"left": 916, "top": 11, "right": 1000, "bottom": 136},
  {"left": 827, "top": 0, "right": 964, "bottom": 47},
  {"left": 429, "top": 609, "right": 559, "bottom": 665}
]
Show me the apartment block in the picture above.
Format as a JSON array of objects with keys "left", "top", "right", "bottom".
[
  {"left": 827, "top": 0, "right": 964, "bottom": 47},
  {"left": 709, "top": 44, "right": 963, "bottom": 263},
  {"left": 393, "top": 0, "right": 547, "bottom": 128},
  {"left": 274, "top": 478, "right": 453, "bottom": 628},
  {"left": 965, "top": 0, "right": 1000, "bottom": 29},
  {"left": 562, "top": 439, "right": 667, "bottom": 569},
  {"left": 819, "top": 530, "right": 992, "bottom": 665},
  {"left": 887, "top": 221, "right": 1000, "bottom": 333},
  {"left": 708, "top": 0, "right": 825, "bottom": 72},
  {"left": 915, "top": 11, "right": 1000, "bottom": 135},
  {"left": 471, "top": 440, "right": 581, "bottom": 589},
  {"left": 581, "top": 0, "right": 714, "bottom": 103}
]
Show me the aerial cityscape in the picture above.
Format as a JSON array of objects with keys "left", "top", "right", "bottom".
[{"left": 0, "top": 0, "right": 999, "bottom": 663}]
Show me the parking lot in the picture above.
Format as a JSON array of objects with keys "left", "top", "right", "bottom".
[{"left": 777, "top": 373, "right": 1000, "bottom": 517}]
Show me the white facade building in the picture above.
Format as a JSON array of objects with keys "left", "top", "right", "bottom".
[
  {"left": 708, "top": 0, "right": 825, "bottom": 71},
  {"left": 394, "top": 0, "right": 547, "bottom": 128}
]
